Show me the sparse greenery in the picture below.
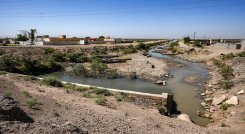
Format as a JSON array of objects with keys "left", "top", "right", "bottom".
[
  {"left": 114, "top": 92, "right": 134, "bottom": 102},
  {"left": 183, "top": 36, "right": 191, "bottom": 44},
  {"left": 168, "top": 41, "right": 179, "bottom": 53},
  {"left": 26, "top": 98, "right": 38, "bottom": 109},
  {"left": 95, "top": 97, "right": 107, "bottom": 106},
  {"left": 51, "top": 52, "right": 66, "bottom": 62},
  {"left": 22, "top": 91, "right": 32, "bottom": 98},
  {"left": 82, "top": 92, "right": 93, "bottom": 98},
  {"left": 237, "top": 51, "right": 245, "bottom": 57},
  {"left": 221, "top": 80, "right": 233, "bottom": 90},
  {"left": 42, "top": 76, "right": 63, "bottom": 87},
  {"left": 4, "top": 91, "right": 12, "bottom": 98},
  {"left": 221, "top": 53, "right": 235, "bottom": 61},
  {"left": 91, "top": 59, "right": 107, "bottom": 73},
  {"left": 24, "top": 75, "right": 38, "bottom": 81},
  {"left": 122, "top": 45, "right": 137, "bottom": 54},
  {"left": 136, "top": 43, "right": 151, "bottom": 51},
  {"left": 73, "top": 64, "right": 89, "bottom": 77},
  {"left": 212, "top": 59, "right": 225, "bottom": 68},
  {"left": 158, "top": 106, "right": 166, "bottom": 115},
  {"left": 64, "top": 83, "right": 88, "bottom": 92},
  {"left": 221, "top": 103, "right": 233, "bottom": 111},
  {"left": 45, "top": 47, "right": 55, "bottom": 54},
  {"left": 94, "top": 88, "right": 111, "bottom": 96},
  {"left": 66, "top": 53, "right": 89, "bottom": 63},
  {"left": 220, "top": 65, "right": 234, "bottom": 80}
]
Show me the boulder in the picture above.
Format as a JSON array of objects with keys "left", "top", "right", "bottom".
[
  {"left": 201, "top": 102, "right": 207, "bottom": 107},
  {"left": 205, "top": 98, "right": 213, "bottom": 102},
  {"left": 177, "top": 114, "right": 192, "bottom": 123},
  {"left": 201, "top": 93, "right": 206, "bottom": 96},
  {"left": 237, "top": 90, "right": 244, "bottom": 95},
  {"left": 212, "top": 95, "right": 226, "bottom": 105},
  {"left": 225, "top": 96, "right": 239, "bottom": 105}
]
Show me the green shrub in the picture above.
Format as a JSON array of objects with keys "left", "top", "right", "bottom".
[
  {"left": 221, "top": 80, "right": 233, "bottom": 89},
  {"left": 106, "top": 70, "right": 119, "bottom": 79},
  {"left": 4, "top": 91, "right": 12, "bottom": 98},
  {"left": 158, "top": 106, "right": 166, "bottom": 115},
  {"left": 95, "top": 97, "right": 107, "bottom": 106},
  {"left": 237, "top": 51, "right": 245, "bottom": 57},
  {"left": 51, "top": 52, "right": 66, "bottom": 62},
  {"left": 168, "top": 41, "right": 179, "bottom": 52},
  {"left": 0, "top": 71, "right": 7, "bottom": 75},
  {"left": 136, "top": 43, "right": 151, "bottom": 51},
  {"left": 221, "top": 53, "right": 235, "bottom": 60},
  {"left": 183, "top": 36, "right": 191, "bottom": 44},
  {"left": 82, "top": 92, "right": 92, "bottom": 98},
  {"left": 45, "top": 47, "right": 55, "bottom": 54},
  {"left": 26, "top": 98, "right": 38, "bottom": 109},
  {"left": 221, "top": 103, "right": 233, "bottom": 111},
  {"left": 42, "top": 76, "right": 63, "bottom": 87},
  {"left": 66, "top": 53, "right": 89, "bottom": 63},
  {"left": 212, "top": 59, "right": 225, "bottom": 68},
  {"left": 114, "top": 92, "right": 133, "bottom": 102},
  {"left": 94, "top": 88, "right": 111, "bottom": 96},
  {"left": 0, "top": 56, "right": 17, "bottom": 72},
  {"left": 91, "top": 60, "right": 107, "bottom": 73},
  {"left": 64, "top": 83, "right": 88, "bottom": 92},
  {"left": 220, "top": 65, "right": 234, "bottom": 80},
  {"left": 123, "top": 45, "right": 137, "bottom": 54},
  {"left": 73, "top": 64, "right": 89, "bottom": 77},
  {"left": 22, "top": 91, "right": 32, "bottom": 98},
  {"left": 45, "top": 59, "right": 62, "bottom": 72}
]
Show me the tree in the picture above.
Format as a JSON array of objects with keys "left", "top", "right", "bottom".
[
  {"left": 99, "top": 36, "right": 105, "bottom": 39},
  {"left": 15, "top": 34, "right": 28, "bottom": 41},
  {"left": 183, "top": 36, "right": 191, "bottom": 44}
]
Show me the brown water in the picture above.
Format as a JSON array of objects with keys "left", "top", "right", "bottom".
[{"left": 44, "top": 48, "right": 210, "bottom": 126}]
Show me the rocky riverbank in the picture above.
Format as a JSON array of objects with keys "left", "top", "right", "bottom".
[{"left": 172, "top": 42, "right": 245, "bottom": 133}]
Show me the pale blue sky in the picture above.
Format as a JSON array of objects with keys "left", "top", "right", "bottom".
[{"left": 0, "top": 0, "right": 245, "bottom": 39}]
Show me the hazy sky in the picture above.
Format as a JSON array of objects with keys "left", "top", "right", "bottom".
[{"left": 0, "top": 0, "right": 245, "bottom": 39}]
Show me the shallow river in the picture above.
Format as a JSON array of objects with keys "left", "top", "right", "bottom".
[{"left": 44, "top": 48, "right": 210, "bottom": 126}]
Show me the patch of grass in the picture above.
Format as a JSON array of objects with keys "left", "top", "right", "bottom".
[
  {"left": 22, "top": 91, "right": 32, "bottom": 98},
  {"left": 221, "top": 103, "right": 233, "bottom": 111},
  {"left": 42, "top": 76, "right": 63, "bottom": 87},
  {"left": 26, "top": 98, "right": 38, "bottom": 109},
  {"left": 168, "top": 41, "right": 179, "bottom": 53},
  {"left": 114, "top": 92, "right": 134, "bottom": 102},
  {"left": 4, "top": 91, "right": 12, "bottom": 98},
  {"left": 95, "top": 97, "right": 107, "bottom": 106},
  {"left": 94, "top": 88, "right": 111, "bottom": 96},
  {"left": 24, "top": 75, "right": 38, "bottom": 81},
  {"left": 192, "top": 41, "right": 203, "bottom": 48},
  {"left": 64, "top": 83, "right": 88, "bottom": 92},
  {"left": 82, "top": 92, "right": 93, "bottom": 98}
]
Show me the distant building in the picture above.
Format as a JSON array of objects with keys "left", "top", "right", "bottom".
[{"left": 34, "top": 35, "right": 85, "bottom": 45}]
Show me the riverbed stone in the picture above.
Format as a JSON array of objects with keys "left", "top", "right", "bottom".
[
  {"left": 201, "top": 93, "right": 206, "bottom": 96},
  {"left": 212, "top": 95, "right": 226, "bottom": 105},
  {"left": 205, "top": 98, "right": 213, "bottom": 102},
  {"left": 177, "top": 114, "right": 192, "bottom": 123},
  {"left": 201, "top": 102, "right": 207, "bottom": 107},
  {"left": 237, "top": 90, "right": 244, "bottom": 95},
  {"left": 225, "top": 96, "right": 239, "bottom": 105}
]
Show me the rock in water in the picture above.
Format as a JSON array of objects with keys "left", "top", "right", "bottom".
[
  {"left": 177, "top": 114, "right": 192, "bottom": 123},
  {"left": 212, "top": 95, "right": 226, "bottom": 105},
  {"left": 225, "top": 96, "right": 239, "bottom": 105}
]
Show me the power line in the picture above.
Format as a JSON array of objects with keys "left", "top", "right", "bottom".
[
  {"left": 0, "top": 0, "right": 227, "bottom": 13},
  {"left": 0, "top": 2, "right": 244, "bottom": 17}
]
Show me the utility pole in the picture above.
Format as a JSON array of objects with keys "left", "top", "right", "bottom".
[{"left": 194, "top": 32, "right": 196, "bottom": 40}]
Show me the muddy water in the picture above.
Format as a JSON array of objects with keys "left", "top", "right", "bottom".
[{"left": 44, "top": 48, "right": 210, "bottom": 126}]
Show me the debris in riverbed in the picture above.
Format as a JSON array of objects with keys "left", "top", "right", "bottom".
[{"left": 154, "top": 80, "right": 167, "bottom": 86}]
